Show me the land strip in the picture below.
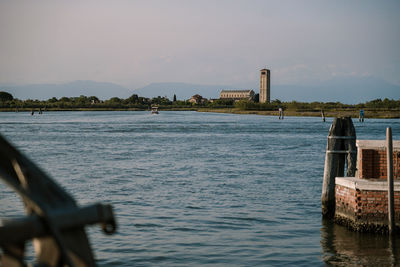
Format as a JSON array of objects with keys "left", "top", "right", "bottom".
[
  {"left": 1, "top": 107, "right": 399, "bottom": 119},
  {"left": 197, "top": 108, "right": 400, "bottom": 119}
]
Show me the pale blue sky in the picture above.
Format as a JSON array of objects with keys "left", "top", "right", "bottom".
[{"left": 0, "top": 0, "right": 399, "bottom": 89}]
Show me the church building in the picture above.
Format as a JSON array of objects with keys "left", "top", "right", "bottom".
[
  {"left": 219, "top": 68, "right": 271, "bottom": 103},
  {"left": 219, "top": 89, "right": 255, "bottom": 101}
]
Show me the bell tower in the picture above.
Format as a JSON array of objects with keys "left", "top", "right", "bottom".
[{"left": 259, "top": 69, "right": 270, "bottom": 103}]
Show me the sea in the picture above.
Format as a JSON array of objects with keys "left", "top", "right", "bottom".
[{"left": 1, "top": 111, "right": 400, "bottom": 266}]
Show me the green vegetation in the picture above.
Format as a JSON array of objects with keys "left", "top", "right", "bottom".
[
  {"left": 0, "top": 90, "right": 399, "bottom": 118},
  {"left": 226, "top": 98, "right": 400, "bottom": 118},
  {"left": 233, "top": 99, "right": 400, "bottom": 112},
  {"left": 0, "top": 91, "right": 13, "bottom": 102},
  {"left": 0, "top": 93, "right": 194, "bottom": 110}
]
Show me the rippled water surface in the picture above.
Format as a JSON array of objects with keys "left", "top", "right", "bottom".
[{"left": 1, "top": 111, "right": 400, "bottom": 266}]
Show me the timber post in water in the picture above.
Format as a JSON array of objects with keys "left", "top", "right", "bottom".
[
  {"left": 278, "top": 107, "right": 284, "bottom": 120},
  {"left": 321, "top": 117, "right": 356, "bottom": 219},
  {"left": 387, "top": 127, "right": 395, "bottom": 234},
  {"left": 359, "top": 109, "right": 365, "bottom": 122}
]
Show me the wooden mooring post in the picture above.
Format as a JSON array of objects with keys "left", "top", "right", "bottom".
[
  {"left": 387, "top": 127, "right": 395, "bottom": 234},
  {"left": 278, "top": 107, "right": 284, "bottom": 120},
  {"left": 322, "top": 117, "right": 356, "bottom": 218},
  {"left": 359, "top": 109, "right": 364, "bottom": 122}
]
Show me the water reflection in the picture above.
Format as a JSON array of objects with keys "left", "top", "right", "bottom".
[{"left": 321, "top": 219, "right": 400, "bottom": 266}]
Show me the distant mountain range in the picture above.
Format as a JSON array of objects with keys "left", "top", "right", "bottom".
[
  {"left": 132, "top": 82, "right": 239, "bottom": 100},
  {"left": 1, "top": 76, "right": 399, "bottom": 104},
  {"left": 273, "top": 76, "right": 400, "bottom": 103},
  {"left": 0, "top": 80, "right": 131, "bottom": 101},
  {"left": 132, "top": 76, "right": 400, "bottom": 103}
]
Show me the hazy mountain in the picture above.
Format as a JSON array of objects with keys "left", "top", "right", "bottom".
[
  {"left": 273, "top": 76, "right": 400, "bottom": 103},
  {"left": 132, "top": 82, "right": 240, "bottom": 100},
  {"left": 133, "top": 77, "right": 400, "bottom": 104},
  {"left": 1, "top": 76, "right": 399, "bottom": 103},
  {"left": 0, "top": 80, "right": 131, "bottom": 100}
]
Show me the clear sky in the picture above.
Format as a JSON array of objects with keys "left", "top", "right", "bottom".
[{"left": 0, "top": 0, "right": 399, "bottom": 89}]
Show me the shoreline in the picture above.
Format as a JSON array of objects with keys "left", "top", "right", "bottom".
[
  {"left": 196, "top": 108, "right": 400, "bottom": 119},
  {"left": 1, "top": 107, "right": 399, "bottom": 119}
]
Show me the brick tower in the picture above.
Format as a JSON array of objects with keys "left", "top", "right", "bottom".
[{"left": 259, "top": 69, "right": 270, "bottom": 103}]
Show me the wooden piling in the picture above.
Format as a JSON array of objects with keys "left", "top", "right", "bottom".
[
  {"left": 278, "top": 108, "right": 284, "bottom": 120},
  {"left": 344, "top": 117, "right": 357, "bottom": 177},
  {"left": 322, "top": 118, "right": 344, "bottom": 218},
  {"left": 322, "top": 117, "right": 356, "bottom": 218},
  {"left": 387, "top": 127, "right": 395, "bottom": 234},
  {"left": 359, "top": 109, "right": 364, "bottom": 122}
]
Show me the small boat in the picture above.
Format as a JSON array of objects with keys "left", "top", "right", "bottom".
[{"left": 151, "top": 106, "right": 159, "bottom": 114}]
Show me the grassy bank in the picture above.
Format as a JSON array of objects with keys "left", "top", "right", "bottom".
[
  {"left": 197, "top": 108, "right": 400, "bottom": 119},
  {"left": 0, "top": 107, "right": 197, "bottom": 112},
  {"left": 1, "top": 107, "right": 399, "bottom": 119}
]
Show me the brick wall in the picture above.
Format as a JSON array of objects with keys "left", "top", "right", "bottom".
[
  {"left": 335, "top": 185, "right": 358, "bottom": 221},
  {"left": 359, "top": 149, "right": 400, "bottom": 180},
  {"left": 336, "top": 184, "right": 400, "bottom": 224}
]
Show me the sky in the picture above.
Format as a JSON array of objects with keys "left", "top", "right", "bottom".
[{"left": 0, "top": 0, "right": 399, "bottom": 90}]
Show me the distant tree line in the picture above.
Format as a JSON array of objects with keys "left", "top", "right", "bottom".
[
  {"left": 234, "top": 98, "right": 400, "bottom": 111},
  {"left": 0, "top": 90, "right": 399, "bottom": 111},
  {"left": 0, "top": 92, "right": 193, "bottom": 110}
]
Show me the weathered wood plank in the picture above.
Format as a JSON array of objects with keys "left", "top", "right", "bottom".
[
  {"left": 343, "top": 117, "right": 357, "bottom": 177},
  {"left": 0, "top": 134, "right": 117, "bottom": 266},
  {"left": 387, "top": 127, "right": 395, "bottom": 234}
]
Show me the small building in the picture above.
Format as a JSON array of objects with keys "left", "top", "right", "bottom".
[
  {"left": 219, "top": 90, "right": 255, "bottom": 101},
  {"left": 335, "top": 140, "right": 400, "bottom": 232},
  {"left": 188, "top": 94, "right": 206, "bottom": 104}
]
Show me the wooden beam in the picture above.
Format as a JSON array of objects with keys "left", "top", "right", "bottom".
[{"left": 387, "top": 127, "right": 395, "bottom": 234}]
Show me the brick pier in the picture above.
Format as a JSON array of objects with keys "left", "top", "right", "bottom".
[{"left": 334, "top": 140, "right": 400, "bottom": 232}]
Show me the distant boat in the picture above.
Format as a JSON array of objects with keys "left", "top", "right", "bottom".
[{"left": 151, "top": 106, "right": 159, "bottom": 114}]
